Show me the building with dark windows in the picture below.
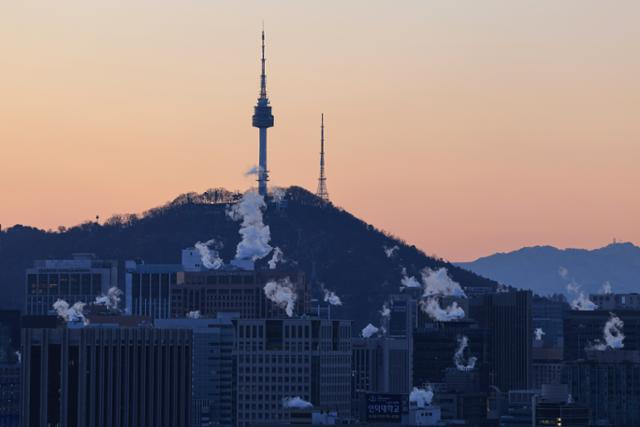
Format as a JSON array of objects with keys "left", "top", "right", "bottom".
[
  {"left": 352, "top": 336, "right": 412, "bottom": 396},
  {"left": 469, "top": 290, "right": 532, "bottom": 391},
  {"left": 235, "top": 318, "right": 352, "bottom": 426},
  {"left": 125, "top": 249, "right": 310, "bottom": 320},
  {"left": 0, "top": 363, "right": 20, "bottom": 427},
  {"left": 566, "top": 350, "right": 640, "bottom": 427},
  {"left": 25, "top": 254, "right": 117, "bottom": 315},
  {"left": 590, "top": 292, "right": 640, "bottom": 311},
  {"left": 564, "top": 309, "right": 640, "bottom": 361},
  {"left": 155, "top": 316, "right": 236, "bottom": 427},
  {"left": 21, "top": 325, "right": 192, "bottom": 427},
  {"left": 413, "top": 320, "right": 488, "bottom": 387}
]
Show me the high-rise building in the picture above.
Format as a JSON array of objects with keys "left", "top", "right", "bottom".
[
  {"left": 21, "top": 325, "right": 192, "bottom": 427},
  {"left": 469, "top": 291, "right": 532, "bottom": 391},
  {"left": 155, "top": 316, "right": 236, "bottom": 427},
  {"left": 25, "top": 254, "right": 117, "bottom": 315},
  {"left": 125, "top": 249, "right": 310, "bottom": 319},
  {"left": 566, "top": 350, "right": 640, "bottom": 427},
  {"left": 351, "top": 336, "right": 412, "bottom": 395},
  {"left": 235, "top": 318, "right": 352, "bottom": 426},
  {"left": 252, "top": 29, "right": 275, "bottom": 196}
]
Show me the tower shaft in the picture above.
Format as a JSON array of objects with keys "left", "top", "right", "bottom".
[
  {"left": 316, "top": 113, "right": 329, "bottom": 201},
  {"left": 252, "top": 29, "right": 274, "bottom": 196}
]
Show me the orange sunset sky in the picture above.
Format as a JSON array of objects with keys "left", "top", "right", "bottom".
[{"left": 0, "top": 1, "right": 638, "bottom": 262}]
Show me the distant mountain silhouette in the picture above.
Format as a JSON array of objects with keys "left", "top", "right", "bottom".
[
  {"left": 0, "top": 186, "right": 497, "bottom": 329},
  {"left": 458, "top": 242, "right": 640, "bottom": 296}
]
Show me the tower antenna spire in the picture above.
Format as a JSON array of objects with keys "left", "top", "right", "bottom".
[
  {"left": 316, "top": 113, "right": 329, "bottom": 202},
  {"left": 252, "top": 26, "right": 274, "bottom": 196}
]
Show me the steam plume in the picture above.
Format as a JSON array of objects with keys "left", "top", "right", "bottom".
[
  {"left": 379, "top": 303, "right": 391, "bottom": 318},
  {"left": 195, "top": 239, "right": 223, "bottom": 269},
  {"left": 264, "top": 278, "right": 297, "bottom": 317},
  {"left": 600, "top": 281, "right": 613, "bottom": 294},
  {"left": 268, "top": 247, "right": 284, "bottom": 270},
  {"left": 53, "top": 299, "right": 88, "bottom": 325},
  {"left": 534, "top": 328, "right": 545, "bottom": 341},
  {"left": 400, "top": 267, "right": 421, "bottom": 289},
  {"left": 409, "top": 386, "right": 434, "bottom": 408},
  {"left": 244, "top": 165, "right": 261, "bottom": 176},
  {"left": 419, "top": 298, "right": 465, "bottom": 322},
  {"left": 558, "top": 266, "right": 569, "bottom": 279},
  {"left": 186, "top": 310, "right": 201, "bottom": 319},
  {"left": 282, "top": 397, "right": 313, "bottom": 409},
  {"left": 228, "top": 190, "right": 272, "bottom": 262},
  {"left": 361, "top": 323, "right": 380, "bottom": 338},
  {"left": 384, "top": 245, "right": 399, "bottom": 258},
  {"left": 566, "top": 283, "right": 597, "bottom": 311},
  {"left": 453, "top": 335, "right": 477, "bottom": 371},
  {"left": 270, "top": 187, "right": 286, "bottom": 203},
  {"left": 323, "top": 289, "right": 342, "bottom": 306},
  {"left": 421, "top": 268, "right": 466, "bottom": 298},
  {"left": 94, "top": 286, "right": 123, "bottom": 311},
  {"left": 590, "top": 313, "right": 625, "bottom": 350}
]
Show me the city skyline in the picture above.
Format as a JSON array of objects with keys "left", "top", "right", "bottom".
[{"left": 1, "top": 1, "right": 639, "bottom": 261}]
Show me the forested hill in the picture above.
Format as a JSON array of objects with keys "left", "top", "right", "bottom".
[{"left": 0, "top": 186, "right": 497, "bottom": 328}]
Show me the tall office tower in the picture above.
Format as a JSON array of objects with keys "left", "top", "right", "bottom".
[
  {"left": 252, "top": 29, "right": 275, "bottom": 196},
  {"left": 25, "top": 254, "right": 117, "bottom": 315},
  {"left": 156, "top": 316, "right": 236, "bottom": 427},
  {"left": 566, "top": 350, "right": 640, "bottom": 427},
  {"left": 235, "top": 318, "right": 352, "bottom": 426},
  {"left": 564, "top": 310, "right": 640, "bottom": 361},
  {"left": 316, "top": 114, "right": 329, "bottom": 202},
  {"left": 469, "top": 290, "right": 532, "bottom": 391},
  {"left": 21, "top": 326, "right": 192, "bottom": 427},
  {"left": 351, "top": 336, "right": 412, "bottom": 395},
  {"left": 412, "top": 320, "right": 488, "bottom": 387},
  {"left": 125, "top": 249, "right": 310, "bottom": 319}
]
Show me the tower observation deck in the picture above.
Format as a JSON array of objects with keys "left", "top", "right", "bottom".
[{"left": 252, "top": 29, "right": 274, "bottom": 196}]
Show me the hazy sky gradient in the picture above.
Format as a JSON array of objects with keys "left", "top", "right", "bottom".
[{"left": 1, "top": 1, "right": 638, "bottom": 261}]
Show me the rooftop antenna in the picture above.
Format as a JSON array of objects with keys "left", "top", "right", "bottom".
[{"left": 316, "top": 114, "right": 329, "bottom": 201}]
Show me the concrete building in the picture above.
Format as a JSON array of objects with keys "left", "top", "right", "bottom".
[
  {"left": 125, "top": 249, "right": 310, "bottom": 320},
  {"left": 566, "top": 350, "right": 640, "bottom": 427},
  {"left": 469, "top": 291, "right": 533, "bottom": 391},
  {"left": 25, "top": 254, "right": 117, "bottom": 315},
  {"left": 591, "top": 292, "right": 640, "bottom": 311},
  {"left": 235, "top": 318, "right": 352, "bottom": 427},
  {"left": 21, "top": 325, "right": 192, "bottom": 427},
  {"left": 155, "top": 316, "right": 236, "bottom": 427},
  {"left": 352, "top": 336, "right": 412, "bottom": 395}
]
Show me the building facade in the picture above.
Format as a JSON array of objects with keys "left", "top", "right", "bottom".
[
  {"left": 21, "top": 326, "right": 192, "bottom": 427},
  {"left": 235, "top": 318, "right": 352, "bottom": 427},
  {"left": 25, "top": 254, "right": 117, "bottom": 315}
]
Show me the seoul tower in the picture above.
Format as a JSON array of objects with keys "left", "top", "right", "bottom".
[{"left": 252, "top": 28, "right": 274, "bottom": 196}]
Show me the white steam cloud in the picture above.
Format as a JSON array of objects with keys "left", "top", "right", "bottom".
[
  {"left": 566, "top": 283, "right": 597, "bottom": 311},
  {"left": 15, "top": 351, "right": 21, "bottom": 364},
  {"left": 409, "top": 386, "right": 434, "bottom": 408},
  {"left": 421, "top": 268, "right": 466, "bottom": 298},
  {"left": 323, "top": 289, "right": 342, "bottom": 306},
  {"left": 534, "top": 328, "right": 545, "bottom": 341},
  {"left": 384, "top": 245, "right": 399, "bottom": 258},
  {"left": 361, "top": 323, "right": 380, "bottom": 338},
  {"left": 195, "top": 239, "right": 223, "bottom": 269},
  {"left": 590, "top": 313, "right": 625, "bottom": 351},
  {"left": 270, "top": 187, "right": 286, "bottom": 204},
  {"left": 244, "top": 165, "right": 261, "bottom": 176},
  {"left": 94, "top": 286, "right": 123, "bottom": 311},
  {"left": 53, "top": 299, "right": 88, "bottom": 325},
  {"left": 268, "top": 247, "right": 284, "bottom": 270},
  {"left": 379, "top": 303, "right": 391, "bottom": 318},
  {"left": 228, "top": 191, "right": 272, "bottom": 262},
  {"left": 282, "top": 396, "right": 313, "bottom": 409},
  {"left": 453, "top": 335, "right": 477, "bottom": 372},
  {"left": 419, "top": 299, "right": 465, "bottom": 322},
  {"left": 186, "top": 310, "right": 201, "bottom": 319},
  {"left": 264, "top": 278, "right": 297, "bottom": 317},
  {"left": 400, "top": 267, "right": 421, "bottom": 289},
  {"left": 600, "top": 281, "right": 613, "bottom": 295}
]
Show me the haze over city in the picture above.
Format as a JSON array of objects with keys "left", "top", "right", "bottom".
[{"left": 1, "top": 1, "right": 638, "bottom": 261}]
